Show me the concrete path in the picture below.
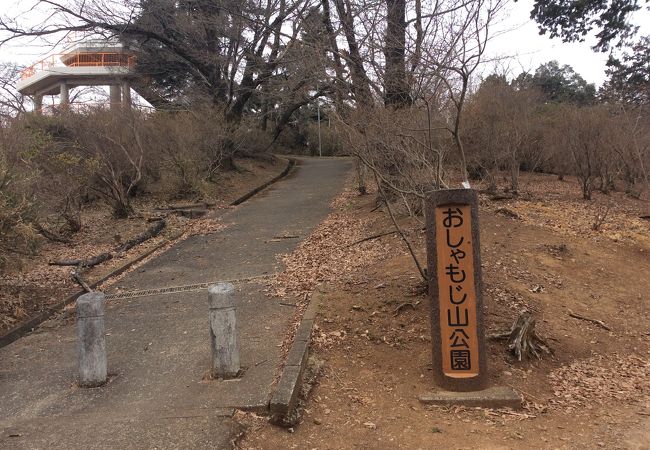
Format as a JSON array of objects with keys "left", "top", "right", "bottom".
[{"left": 0, "top": 157, "right": 352, "bottom": 450}]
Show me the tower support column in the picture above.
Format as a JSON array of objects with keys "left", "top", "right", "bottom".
[
  {"left": 121, "top": 79, "right": 132, "bottom": 109},
  {"left": 33, "top": 95, "right": 43, "bottom": 114},
  {"left": 60, "top": 82, "right": 69, "bottom": 110},
  {"left": 109, "top": 84, "right": 121, "bottom": 110}
]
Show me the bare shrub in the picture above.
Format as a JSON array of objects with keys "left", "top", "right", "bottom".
[
  {"left": 19, "top": 115, "right": 86, "bottom": 234},
  {"left": 62, "top": 111, "right": 146, "bottom": 218},
  {"left": 0, "top": 126, "right": 39, "bottom": 265},
  {"left": 147, "top": 110, "right": 223, "bottom": 199},
  {"left": 339, "top": 106, "right": 449, "bottom": 215},
  {"left": 465, "top": 78, "right": 544, "bottom": 195},
  {"left": 609, "top": 108, "right": 650, "bottom": 198},
  {"left": 547, "top": 105, "right": 609, "bottom": 200},
  {"left": 145, "top": 108, "right": 275, "bottom": 199}
]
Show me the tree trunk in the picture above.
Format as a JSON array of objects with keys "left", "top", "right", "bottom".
[
  {"left": 333, "top": 0, "right": 373, "bottom": 107},
  {"left": 322, "top": 0, "right": 347, "bottom": 112},
  {"left": 510, "top": 158, "right": 519, "bottom": 195},
  {"left": 581, "top": 177, "right": 592, "bottom": 200},
  {"left": 384, "top": 0, "right": 410, "bottom": 107}
]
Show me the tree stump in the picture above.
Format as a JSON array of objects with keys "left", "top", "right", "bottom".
[{"left": 489, "top": 312, "right": 551, "bottom": 361}]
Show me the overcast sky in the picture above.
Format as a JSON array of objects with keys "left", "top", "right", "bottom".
[
  {"left": 2, "top": 0, "right": 648, "bottom": 88},
  {"left": 486, "top": 0, "right": 650, "bottom": 87}
]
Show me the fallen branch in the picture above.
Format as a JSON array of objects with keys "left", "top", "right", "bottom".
[
  {"left": 50, "top": 252, "right": 113, "bottom": 268},
  {"left": 50, "top": 220, "right": 166, "bottom": 267},
  {"left": 155, "top": 202, "right": 215, "bottom": 211},
  {"left": 116, "top": 219, "right": 166, "bottom": 254},
  {"left": 33, "top": 221, "right": 71, "bottom": 244},
  {"left": 374, "top": 172, "right": 427, "bottom": 282},
  {"left": 568, "top": 310, "right": 612, "bottom": 331},
  {"left": 347, "top": 230, "right": 397, "bottom": 247},
  {"left": 393, "top": 300, "right": 420, "bottom": 316},
  {"left": 71, "top": 265, "right": 92, "bottom": 292}
]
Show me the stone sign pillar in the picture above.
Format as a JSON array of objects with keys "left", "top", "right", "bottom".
[{"left": 425, "top": 189, "right": 487, "bottom": 392}]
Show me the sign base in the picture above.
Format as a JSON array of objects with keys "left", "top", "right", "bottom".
[{"left": 418, "top": 386, "right": 523, "bottom": 409}]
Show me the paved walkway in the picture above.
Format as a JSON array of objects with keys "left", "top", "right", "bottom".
[{"left": 0, "top": 157, "right": 352, "bottom": 449}]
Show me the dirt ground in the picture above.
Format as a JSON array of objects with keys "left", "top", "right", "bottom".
[
  {"left": 0, "top": 156, "right": 285, "bottom": 335},
  {"left": 239, "top": 172, "right": 650, "bottom": 449}
]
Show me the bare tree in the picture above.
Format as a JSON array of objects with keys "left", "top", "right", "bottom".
[
  {"left": 465, "top": 75, "right": 542, "bottom": 195},
  {"left": 553, "top": 105, "right": 609, "bottom": 200},
  {"left": 0, "top": 0, "right": 329, "bottom": 134},
  {"left": 0, "top": 62, "right": 26, "bottom": 121}
]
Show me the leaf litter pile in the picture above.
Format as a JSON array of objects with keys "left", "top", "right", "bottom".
[
  {"left": 269, "top": 186, "right": 389, "bottom": 300},
  {"left": 549, "top": 353, "right": 650, "bottom": 411}
]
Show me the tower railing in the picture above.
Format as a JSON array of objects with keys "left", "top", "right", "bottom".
[{"left": 21, "top": 53, "right": 137, "bottom": 80}]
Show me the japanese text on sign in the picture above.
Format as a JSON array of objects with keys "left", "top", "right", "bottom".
[{"left": 434, "top": 204, "right": 480, "bottom": 378}]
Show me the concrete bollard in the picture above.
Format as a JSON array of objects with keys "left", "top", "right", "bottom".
[
  {"left": 208, "top": 283, "right": 240, "bottom": 379},
  {"left": 76, "top": 292, "right": 107, "bottom": 387}
]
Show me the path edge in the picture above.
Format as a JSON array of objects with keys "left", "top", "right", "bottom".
[
  {"left": 0, "top": 156, "right": 297, "bottom": 349},
  {"left": 269, "top": 298, "right": 318, "bottom": 425},
  {"left": 230, "top": 156, "right": 296, "bottom": 206}
]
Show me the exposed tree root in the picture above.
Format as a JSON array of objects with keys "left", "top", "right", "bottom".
[
  {"left": 568, "top": 309, "right": 612, "bottom": 331},
  {"left": 495, "top": 207, "right": 521, "bottom": 220},
  {"left": 393, "top": 300, "right": 420, "bottom": 316}
]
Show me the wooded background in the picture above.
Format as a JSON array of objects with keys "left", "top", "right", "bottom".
[{"left": 0, "top": 0, "right": 647, "bottom": 268}]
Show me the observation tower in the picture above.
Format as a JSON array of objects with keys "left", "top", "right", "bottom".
[{"left": 17, "top": 40, "right": 139, "bottom": 112}]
